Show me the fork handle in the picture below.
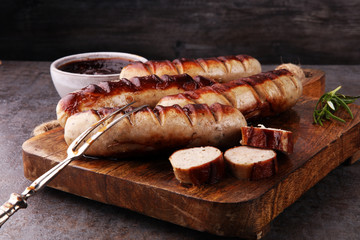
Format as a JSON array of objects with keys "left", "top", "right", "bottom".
[
  {"left": 0, "top": 156, "right": 75, "bottom": 228},
  {"left": 0, "top": 193, "right": 28, "bottom": 228}
]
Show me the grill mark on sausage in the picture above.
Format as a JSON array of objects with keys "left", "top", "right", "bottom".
[
  {"left": 174, "top": 58, "right": 205, "bottom": 75},
  {"left": 153, "top": 104, "right": 192, "bottom": 127},
  {"left": 271, "top": 74, "right": 295, "bottom": 105},
  {"left": 265, "top": 70, "right": 299, "bottom": 110},
  {"left": 164, "top": 60, "right": 178, "bottom": 74},
  {"left": 173, "top": 92, "right": 196, "bottom": 105},
  {"left": 89, "top": 109, "right": 101, "bottom": 119},
  {"left": 145, "top": 107, "right": 160, "bottom": 126},
  {"left": 124, "top": 106, "right": 151, "bottom": 126},
  {"left": 181, "top": 105, "right": 195, "bottom": 127},
  {"left": 129, "top": 74, "right": 161, "bottom": 89},
  {"left": 287, "top": 74, "right": 301, "bottom": 92},
  {"left": 181, "top": 91, "right": 201, "bottom": 102},
  {"left": 271, "top": 78, "right": 287, "bottom": 103},
  {"left": 197, "top": 86, "right": 231, "bottom": 105},
  {"left": 235, "top": 55, "right": 249, "bottom": 71},
  {"left": 208, "top": 103, "right": 223, "bottom": 123},
  {"left": 96, "top": 107, "right": 119, "bottom": 118},
  {"left": 194, "top": 58, "right": 207, "bottom": 73},
  {"left": 174, "top": 104, "right": 193, "bottom": 128},
  {"left": 222, "top": 76, "right": 268, "bottom": 109},
  {"left": 171, "top": 60, "right": 182, "bottom": 75},
  {"left": 208, "top": 57, "right": 227, "bottom": 73},
  {"left": 241, "top": 74, "right": 270, "bottom": 86},
  {"left": 60, "top": 93, "right": 81, "bottom": 115},
  {"left": 216, "top": 56, "right": 231, "bottom": 74},
  {"left": 95, "top": 81, "right": 110, "bottom": 93},
  {"left": 209, "top": 83, "right": 234, "bottom": 106},
  {"left": 155, "top": 75, "right": 172, "bottom": 89},
  {"left": 98, "top": 106, "right": 164, "bottom": 127},
  {"left": 240, "top": 73, "right": 280, "bottom": 114},
  {"left": 193, "top": 75, "right": 216, "bottom": 88},
  {"left": 157, "top": 69, "right": 300, "bottom": 120},
  {"left": 143, "top": 62, "right": 154, "bottom": 75},
  {"left": 59, "top": 74, "right": 215, "bottom": 116},
  {"left": 261, "top": 73, "right": 284, "bottom": 114},
  {"left": 286, "top": 75, "right": 298, "bottom": 90},
  {"left": 151, "top": 60, "right": 174, "bottom": 75},
  {"left": 214, "top": 57, "right": 229, "bottom": 75},
  {"left": 184, "top": 104, "right": 217, "bottom": 125},
  {"left": 172, "top": 58, "right": 186, "bottom": 74},
  {"left": 152, "top": 105, "right": 164, "bottom": 126},
  {"left": 93, "top": 107, "right": 129, "bottom": 126}
]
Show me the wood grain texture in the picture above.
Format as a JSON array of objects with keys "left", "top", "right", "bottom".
[
  {"left": 1, "top": 1, "right": 359, "bottom": 64},
  {"left": 345, "top": 150, "right": 360, "bottom": 165},
  {"left": 21, "top": 68, "right": 359, "bottom": 239},
  {"left": 302, "top": 69, "right": 325, "bottom": 98}
]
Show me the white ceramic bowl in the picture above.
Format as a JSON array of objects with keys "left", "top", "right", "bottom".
[{"left": 50, "top": 52, "right": 147, "bottom": 97}]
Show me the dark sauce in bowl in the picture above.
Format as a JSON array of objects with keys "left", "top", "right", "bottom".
[{"left": 58, "top": 58, "right": 132, "bottom": 75}]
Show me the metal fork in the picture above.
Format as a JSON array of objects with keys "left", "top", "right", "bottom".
[{"left": 0, "top": 101, "right": 147, "bottom": 228}]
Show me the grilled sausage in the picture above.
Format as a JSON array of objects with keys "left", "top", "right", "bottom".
[
  {"left": 157, "top": 67, "right": 303, "bottom": 119},
  {"left": 241, "top": 125, "right": 294, "bottom": 154},
  {"left": 64, "top": 103, "right": 247, "bottom": 157},
  {"left": 119, "top": 55, "right": 261, "bottom": 82},
  {"left": 56, "top": 74, "right": 216, "bottom": 127}
]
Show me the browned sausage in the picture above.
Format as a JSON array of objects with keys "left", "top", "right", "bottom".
[
  {"left": 64, "top": 103, "right": 247, "bottom": 157},
  {"left": 157, "top": 67, "right": 303, "bottom": 119},
  {"left": 57, "top": 74, "right": 216, "bottom": 127},
  {"left": 120, "top": 55, "right": 261, "bottom": 82}
]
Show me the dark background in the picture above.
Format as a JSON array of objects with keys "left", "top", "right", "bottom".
[{"left": 1, "top": 0, "right": 359, "bottom": 64}]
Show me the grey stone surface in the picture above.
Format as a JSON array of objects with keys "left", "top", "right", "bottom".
[{"left": 0, "top": 61, "right": 359, "bottom": 239}]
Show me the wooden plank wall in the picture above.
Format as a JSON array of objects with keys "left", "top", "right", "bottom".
[{"left": 1, "top": 0, "right": 359, "bottom": 64}]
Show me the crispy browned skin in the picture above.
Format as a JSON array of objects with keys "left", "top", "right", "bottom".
[
  {"left": 64, "top": 103, "right": 247, "bottom": 157},
  {"left": 157, "top": 69, "right": 303, "bottom": 119},
  {"left": 250, "top": 156, "right": 278, "bottom": 180},
  {"left": 241, "top": 126, "right": 294, "bottom": 154},
  {"left": 120, "top": 55, "right": 261, "bottom": 82},
  {"left": 188, "top": 156, "right": 225, "bottom": 185},
  {"left": 57, "top": 74, "right": 216, "bottom": 127}
]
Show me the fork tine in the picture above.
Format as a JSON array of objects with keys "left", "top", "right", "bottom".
[
  {"left": 0, "top": 102, "right": 149, "bottom": 227},
  {"left": 30, "top": 103, "right": 147, "bottom": 191},
  {"left": 75, "top": 104, "right": 148, "bottom": 155},
  {"left": 69, "top": 101, "right": 136, "bottom": 152}
]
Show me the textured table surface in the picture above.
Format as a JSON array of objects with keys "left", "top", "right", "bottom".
[{"left": 0, "top": 61, "right": 359, "bottom": 240}]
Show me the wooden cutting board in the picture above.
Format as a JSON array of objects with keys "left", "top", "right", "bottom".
[{"left": 22, "top": 69, "right": 360, "bottom": 239}]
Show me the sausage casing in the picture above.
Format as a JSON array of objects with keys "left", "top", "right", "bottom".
[
  {"left": 57, "top": 74, "right": 216, "bottom": 127},
  {"left": 64, "top": 103, "right": 247, "bottom": 157},
  {"left": 120, "top": 55, "right": 261, "bottom": 83},
  {"left": 157, "top": 68, "right": 303, "bottom": 119}
]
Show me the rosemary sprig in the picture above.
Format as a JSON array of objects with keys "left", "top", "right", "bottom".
[{"left": 313, "top": 86, "right": 360, "bottom": 126}]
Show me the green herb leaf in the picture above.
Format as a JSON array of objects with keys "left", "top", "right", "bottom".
[
  {"left": 327, "top": 100, "right": 335, "bottom": 110},
  {"left": 313, "top": 86, "right": 359, "bottom": 126}
]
